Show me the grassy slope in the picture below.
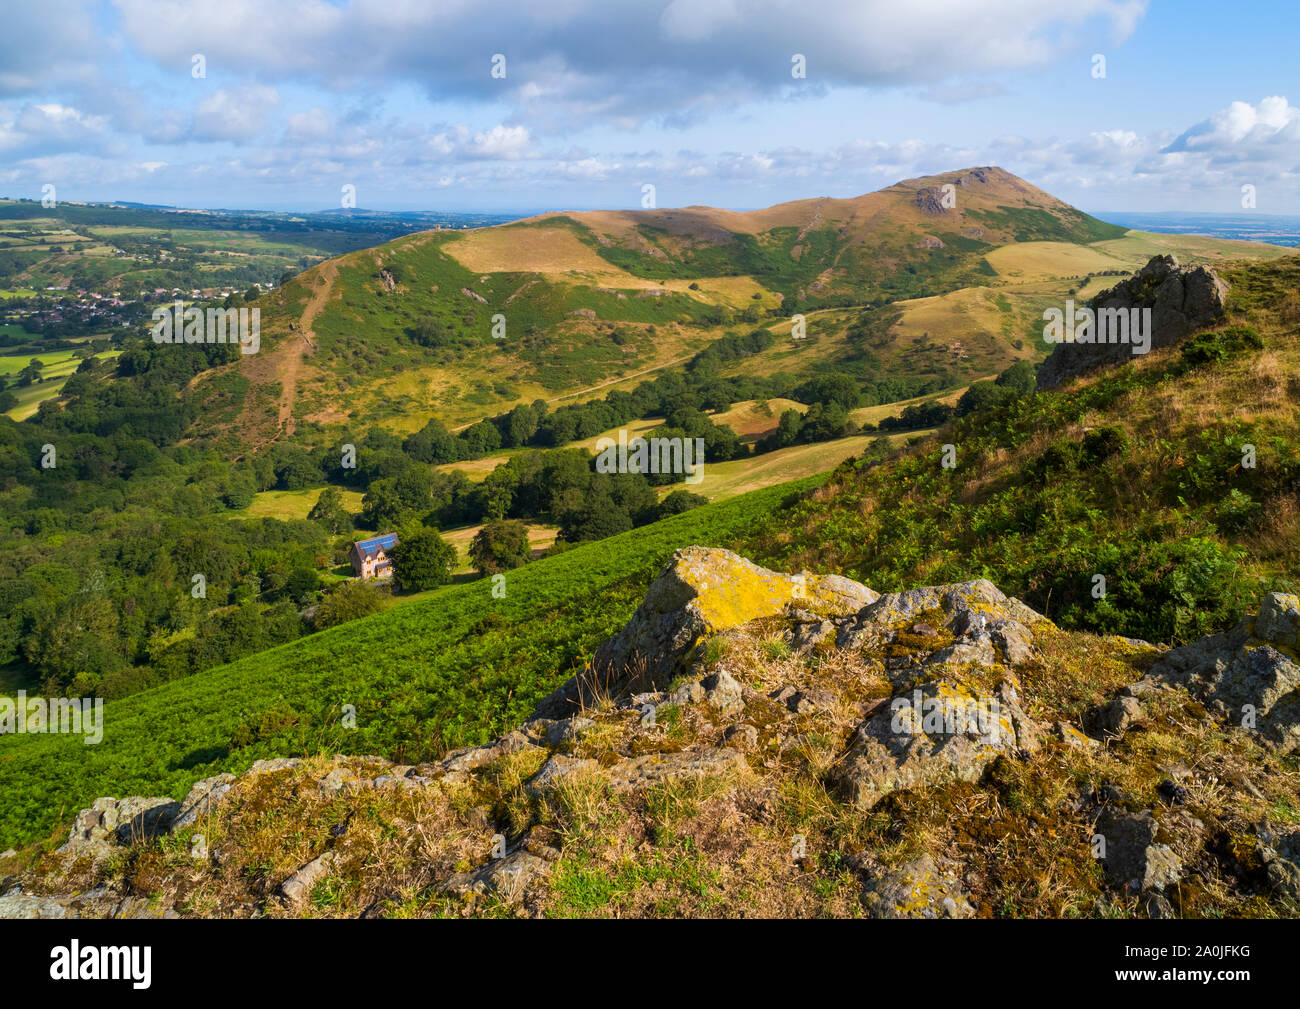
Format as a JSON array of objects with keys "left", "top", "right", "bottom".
[
  {"left": 186, "top": 167, "right": 1186, "bottom": 452},
  {"left": 0, "top": 477, "right": 820, "bottom": 847},
  {"left": 741, "top": 255, "right": 1300, "bottom": 642},
  {"left": 7, "top": 254, "right": 1299, "bottom": 847}
]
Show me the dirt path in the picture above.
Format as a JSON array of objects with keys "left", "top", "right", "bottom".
[{"left": 276, "top": 261, "right": 336, "bottom": 435}]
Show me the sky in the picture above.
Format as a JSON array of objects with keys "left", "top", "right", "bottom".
[{"left": 1, "top": 0, "right": 1298, "bottom": 215}]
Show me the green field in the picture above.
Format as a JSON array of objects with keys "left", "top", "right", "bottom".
[{"left": 2, "top": 348, "right": 122, "bottom": 419}]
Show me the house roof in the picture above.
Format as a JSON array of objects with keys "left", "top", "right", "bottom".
[{"left": 353, "top": 533, "right": 398, "bottom": 558}]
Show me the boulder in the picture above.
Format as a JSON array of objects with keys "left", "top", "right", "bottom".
[
  {"left": 58, "top": 796, "right": 181, "bottom": 859},
  {"left": 1140, "top": 592, "right": 1300, "bottom": 751},
  {"left": 840, "top": 680, "right": 1038, "bottom": 808},
  {"left": 835, "top": 578, "right": 1043, "bottom": 672},
  {"left": 171, "top": 773, "right": 236, "bottom": 832},
  {"left": 1098, "top": 695, "right": 1145, "bottom": 735},
  {"left": 532, "top": 547, "right": 876, "bottom": 717},
  {"left": 1037, "top": 255, "right": 1229, "bottom": 389},
  {"left": 1095, "top": 809, "right": 1183, "bottom": 893}
]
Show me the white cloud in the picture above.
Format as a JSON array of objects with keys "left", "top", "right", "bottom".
[
  {"left": 110, "top": 0, "right": 1150, "bottom": 128},
  {"left": 192, "top": 86, "right": 281, "bottom": 142}
]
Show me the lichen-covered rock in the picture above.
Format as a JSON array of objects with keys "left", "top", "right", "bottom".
[
  {"left": 1054, "top": 722, "right": 1099, "bottom": 748},
  {"left": 533, "top": 547, "right": 877, "bottom": 717},
  {"left": 0, "top": 887, "right": 174, "bottom": 920},
  {"left": 835, "top": 578, "right": 1043, "bottom": 672},
  {"left": 58, "top": 796, "right": 181, "bottom": 859},
  {"left": 1037, "top": 255, "right": 1229, "bottom": 389},
  {"left": 840, "top": 680, "right": 1038, "bottom": 808},
  {"left": 1257, "top": 592, "right": 1300, "bottom": 647},
  {"left": 1095, "top": 809, "right": 1183, "bottom": 893},
  {"left": 861, "top": 855, "right": 975, "bottom": 918},
  {"left": 443, "top": 850, "right": 553, "bottom": 906},
  {"left": 1140, "top": 593, "right": 1300, "bottom": 751},
  {"left": 171, "top": 773, "right": 236, "bottom": 832}
]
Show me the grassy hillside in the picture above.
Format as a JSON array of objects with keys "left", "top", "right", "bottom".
[
  {"left": 0, "top": 477, "right": 820, "bottom": 847},
  {"left": 741, "top": 256, "right": 1300, "bottom": 644},
  {"left": 5, "top": 254, "right": 1300, "bottom": 849},
  {"left": 188, "top": 166, "right": 1238, "bottom": 453}
]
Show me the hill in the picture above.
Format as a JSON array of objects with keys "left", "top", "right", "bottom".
[
  {"left": 3, "top": 250, "right": 1300, "bottom": 874},
  {"left": 185, "top": 166, "right": 1283, "bottom": 453}
]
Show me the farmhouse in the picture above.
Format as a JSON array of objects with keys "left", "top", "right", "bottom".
[{"left": 349, "top": 533, "right": 398, "bottom": 579}]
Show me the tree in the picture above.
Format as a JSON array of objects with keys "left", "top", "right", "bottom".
[
  {"left": 283, "top": 567, "right": 321, "bottom": 605},
  {"left": 361, "top": 468, "right": 432, "bottom": 529},
  {"left": 656, "top": 489, "right": 708, "bottom": 519},
  {"left": 312, "top": 580, "right": 388, "bottom": 630},
  {"left": 995, "top": 360, "right": 1038, "bottom": 395},
  {"left": 558, "top": 494, "right": 632, "bottom": 542},
  {"left": 468, "top": 519, "right": 531, "bottom": 575},
  {"left": 308, "top": 486, "right": 352, "bottom": 534},
  {"left": 390, "top": 529, "right": 456, "bottom": 591},
  {"left": 460, "top": 419, "right": 501, "bottom": 456},
  {"left": 404, "top": 417, "right": 461, "bottom": 464},
  {"left": 17, "top": 361, "right": 43, "bottom": 386}
]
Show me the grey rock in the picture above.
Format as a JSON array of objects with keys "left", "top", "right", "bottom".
[
  {"left": 1098, "top": 695, "right": 1145, "bottom": 735},
  {"left": 606, "top": 747, "right": 746, "bottom": 791},
  {"left": 668, "top": 680, "right": 706, "bottom": 706},
  {"left": 246, "top": 757, "right": 302, "bottom": 775},
  {"left": 836, "top": 579, "right": 1040, "bottom": 675},
  {"left": 527, "top": 754, "right": 598, "bottom": 794},
  {"left": 441, "top": 730, "right": 539, "bottom": 773},
  {"left": 1096, "top": 809, "right": 1183, "bottom": 893},
  {"left": 443, "top": 850, "right": 552, "bottom": 905},
  {"left": 1038, "top": 255, "right": 1229, "bottom": 389},
  {"left": 1142, "top": 603, "right": 1300, "bottom": 751},
  {"left": 839, "top": 680, "right": 1038, "bottom": 808},
  {"left": 279, "top": 851, "right": 334, "bottom": 906},
  {"left": 701, "top": 668, "right": 745, "bottom": 714},
  {"left": 59, "top": 796, "right": 181, "bottom": 857},
  {"left": 1256, "top": 592, "right": 1299, "bottom": 647},
  {"left": 0, "top": 894, "right": 69, "bottom": 919},
  {"left": 724, "top": 723, "right": 760, "bottom": 750},
  {"left": 171, "top": 773, "right": 236, "bottom": 832},
  {"left": 861, "top": 855, "right": 975, "bottom": 919},
  {"left": 544, "top": 716, "right": 594, "bottom": 747}
]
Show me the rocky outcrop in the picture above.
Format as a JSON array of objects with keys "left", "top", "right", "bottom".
[
  {"left": 12, "top": 548, "right": 1300, "bottom": 920},
  {"left": 832, "top": 579, "right": 1047, "bottom": 807},
  {"left": 58, "top": 796, "right": 180, "bottom": 860},
  {"left": 1037, "top": 255, "right": 1229, "bottom": 389},
  {"left": 532, "top": 546, "right": 877, "bottom": 717},
  {"left": 1137, "top": 591, "right": 1300, "bottom": 751}
]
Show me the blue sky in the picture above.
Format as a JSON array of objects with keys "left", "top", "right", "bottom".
[{"left": 2, "top": 0, "right": 1298, "bottom": 214}]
